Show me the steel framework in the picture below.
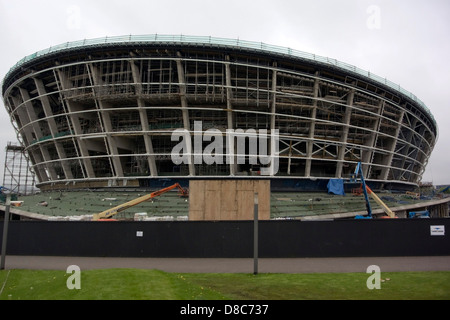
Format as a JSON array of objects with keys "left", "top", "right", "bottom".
[
  {"left": 1, "top": 35, "right": 438, "bottom": 190},
  {"left": 2, "top": 142, "right": 36, "bottom": 194}
]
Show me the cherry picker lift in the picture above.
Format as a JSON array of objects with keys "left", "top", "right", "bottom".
[
  {"left": 92, "top": 183, "right": 188, "bottom": 221},
  {"left": 350, "top": 162, "right": 396, "bottom": 219}
]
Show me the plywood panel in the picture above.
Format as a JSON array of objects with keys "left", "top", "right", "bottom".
[
  {"left": 237, "top": 180, "right": 254, "bottom": 191},
  {"left": 256, "top": 180, "right": 270, "bottom": 218},
  {"left": 258, "top": 209, "right": 270, "bottom": 220},
  {"left": 189, "top": 210, "right": 204, "bottom": 221},
  {"left": 189, "top": 180, "right": 205, "bottom": 211},
  {"left": 205, "top": 190, "right": 221, "bottom": 220},
  {"left": 189, "top": 179, "right": 270, "bottom": 221},
  {"left": 220, "top": 210, "right": 235, "bottom": 221},
  {"left": 205, "top": 180, "right": 220, "bottom": 190},
  {"left": 221, "top": 180, "right": 237, "bottom": 212},
  {"left": 237, "top": 190, "right": 254, "bottom": 220}
]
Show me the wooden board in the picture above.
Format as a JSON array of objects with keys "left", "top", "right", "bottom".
[{"left": 189, "top": 179, "right": 270, "bottom": 221}]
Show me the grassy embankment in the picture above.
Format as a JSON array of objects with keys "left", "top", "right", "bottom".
[{"left": 1, "top": 269, "right": 449, "bottom": 300}]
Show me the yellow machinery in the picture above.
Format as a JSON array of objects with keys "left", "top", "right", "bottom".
[
  {"left": 352, "top": 162, "right": 396, "bottom": 219},
  {"left": 92, "top": 183, "right": 188, "bottom": 221},
  {"left": 364, "top": 185, "right": 396, "bottom": 218}
]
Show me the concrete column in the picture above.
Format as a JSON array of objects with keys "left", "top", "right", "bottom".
[
  {"left": 270, "top": 65, "right": 278, "bottom": 176},
  {"left": 137, "top": 99, "right": 158, "bottom": 177},
  {"left": 398, "top": 116, "right": 419, "bottom": 181},
  {"left": 34, "top": 77, "right": 73, "bottom": 180},
  {"left": 362, "top": 99, "right": 385, "bottom": 178},
  {"left": 33, "top": 78, "right": 58, "bottom": 136},
  {"left": 18, "top": 87, "right": 58, "bottom": 181},
  {"left": 10, "top": 95, "right": 34, "bottom": 145},
  {"left": 130, "top": 59, "right": 158, "bottom": 176},
  {"left": 176, "top": 55, "right": 195, "bottom": 175},
  {"left": 18, "top": 88, "right": 43, "bottom": 142},
  {"left": 224, "top": 57, "right": 236, "bottom": 175},
  {"left": 88, "top": 63, "right": 124, "bottom": 178},
  {"left": 8, "top": 95, "right": 46, "bottom": 182},
  {"left": 380, "top": 110, "right": 405, "bottom": 180},
  {"left": 270, "top": 66, "right": 277, "bottom": 132},
  {"left": 335, "top": 89, "right": 355, "bottom": 178},
  {"left": 305, "top": 73, "right": 320, "bottom": 177},
  {"left": 55, "top": 69, "right": 95, "bottom": 178}
]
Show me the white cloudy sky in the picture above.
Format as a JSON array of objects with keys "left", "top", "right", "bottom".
[{"left": 0, "top": 0, "right": 449, "bottom": 185}]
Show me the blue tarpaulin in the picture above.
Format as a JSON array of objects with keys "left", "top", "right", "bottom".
[{"left": 327, "top": 179, "right": 345, "bottom": 195}]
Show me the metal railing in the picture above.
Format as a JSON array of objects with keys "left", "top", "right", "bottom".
[{"left": 3, "top": 34, "right": 435, "bottom": 125}]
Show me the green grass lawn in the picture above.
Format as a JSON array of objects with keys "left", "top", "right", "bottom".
[{"left": 1, "top": 269, "right": 449, "bottom": 300}]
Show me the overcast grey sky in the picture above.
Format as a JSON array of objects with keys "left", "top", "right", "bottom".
[{"left": 0, "top": 0, "right": 449, "bottom": 185}]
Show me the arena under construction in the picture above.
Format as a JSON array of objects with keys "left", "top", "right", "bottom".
[
  {"left": 1, "top": 35, "right": 438, "bottom": 191},
  {"left": 1, "top": 35, "right": 447, "bottom": 222}
]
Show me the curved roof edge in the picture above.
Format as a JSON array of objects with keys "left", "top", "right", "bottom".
[{"left": 2, "top": 34, "right": 437, "bottom": 129}]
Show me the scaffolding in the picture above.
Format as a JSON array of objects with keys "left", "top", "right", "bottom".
[{"left": 2, "top": 142, "right": 36, "bottom": 195}]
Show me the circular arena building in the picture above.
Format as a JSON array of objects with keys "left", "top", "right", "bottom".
[{"left": 1, "top": 35, "right": 438, "bottom": 192}]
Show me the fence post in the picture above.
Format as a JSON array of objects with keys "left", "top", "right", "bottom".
[
  {"left": 1, "top": 194, "right": 11, "bottom": 270},
  {"left": 253, "top": 192, "right": 258, "bottom": 275}
]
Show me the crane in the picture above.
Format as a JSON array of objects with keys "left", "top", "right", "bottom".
[
  {"left": 351, "top": 162, "right": 396, "bottom": 219},
  {"left": 92, "top": 183, "right": 188, "bottom": 221}
]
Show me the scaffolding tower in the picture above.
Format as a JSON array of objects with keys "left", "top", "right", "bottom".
[{"left": 2, "top": 142, "right": 36, "bottom": 195}]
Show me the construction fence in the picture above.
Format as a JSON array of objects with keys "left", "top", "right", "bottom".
[{"left": 1, "top": 218, "right": 449, "bottom": 258}]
